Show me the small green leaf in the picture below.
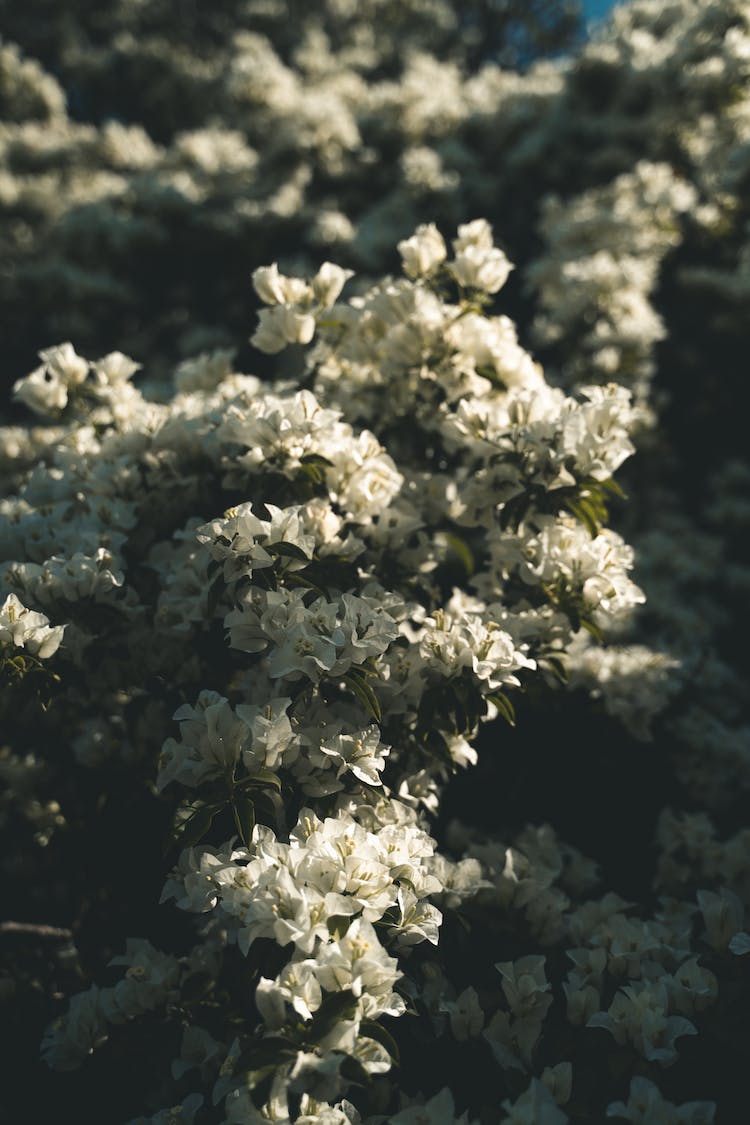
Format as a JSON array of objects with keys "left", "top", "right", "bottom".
[
  {"left": 300, "top": 454, "right": 334, "bottom": 469},
  {"left": 569, "top": 604, "right": 582, "bottom": 632},
  {"left": 499, "top": 493, "right": 529, "bottom": 531},
  {"left": 168, "top": 804, "right": 216, "bottom": 854},
  {"left": 420, "top": 728, "right": 453, "bottom": 765},
  {"left": 285, "top": 572, "right": 328, "bottom": 598},
  {"left": 542, "top": 656, "right": 568, "bottom": 684},
  {"left": 236, "top": 1036, "right": 297, "bottom": 1074},
  {"left": 268, "top": 541, "right": 311, "bottom": 562},
  {"left": 360, "top": 1020, "right": 401, "bottom": 1065},
  {"left": 305, "top": 989, "right": 358, "bottom": 1043},
  {"left": 487, "top": 691, "right": 516, "bottom": 726},
  {"left": 299, "top": 558, "right": 360, "bottom": 595},
  {"left": 238, "top": 768, "right": 283, "bottom": 793},
  {"left": 338, "top": 1054, "right": 372, "bottom": 1087},
  {"left": 580, "top": 617, "right": 605, "bottom": 644},
  {"left": 444, "top": 533, "right": 475, "bottom": 577},
  {"left": 343, "top": 671, "right": 382, "bottom": 724},
  {"left": 600, "top": 476, "right": 627, "bottom": 500},
  {"left": 234, "top": 796, "right": 256, "bottom": 847},
  {"left": 327, "top": 915, "right": 353, "bottom": 940},
  {"left": 252, "top": 566, "right": 278, "bottom": 591},
  {"left": 565, "top": 498, "right": 599, "bottom": 539}
]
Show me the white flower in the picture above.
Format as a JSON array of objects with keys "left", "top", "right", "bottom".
[
  {"left": 38, "top": 342, "right": 89, "bottom": 386},
  {"left": 236, "top": 697, "right": 294, "bottom": 771},
  {"left": 588, "top": 980, "right": 697, "bottom": 1065},
  {"left": 0, "top": 593, "right": 65, "bottom": 658},
  {"left": 313, "top": 918, "right": 403, "bottom": 1019},
  {"left": 697, "top": 887, "right": 746, "bottom": 951},
  {"left": 501, "top": 1078, "right": 568, "bottom": 1125},
  {"left": 256, "top": 961, "right": 323, "bottom": 1025},
  {"left": 312, "top": 262, "right": 354, "bottom": 308},
  {"left": 453, "top": 220, "right": 495, "bottom": 253},
  {"left": 318, "top": 727, "right": 390, "bottom": 786},
  {"left": 442, "top": 985, "right": 484, "bottom": 1041},
  {"left": 251, "top": 305, "right": 317, "bottom": 353},
  {"left": 398, "top": 224, "right": 447, "bottom": 278},
  {"left": 390, "top": 1088, "right": 477, "bottom": 1125},
  {"left": 157, "top": 692, "right": 250, "bottom": 790},
  {"left": 93, "top": 352, "right": 141, "bottom": 386},
  {"left": 252, "top": 263, "right": 311, "bottom": 306},
  {"left": 41, "top": 987, "right": 109, "bottom": 1071},
  {"left": 450, "top": 244, "right": 513, "bottom": 294},
  {"left": 13, "top": 364, "right": 69, "bottom": 416},
  {"left": 607, "top": 1077, "right": 715, "bottom": 1124}
]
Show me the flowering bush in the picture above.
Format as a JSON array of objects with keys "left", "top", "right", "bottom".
[{"left": 2, "top": 1, "right": 750, "bottom": 1122}]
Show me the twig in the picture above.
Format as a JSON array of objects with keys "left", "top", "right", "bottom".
[{"left": 0, "top": 921, "right": 73, "bottom": 940}]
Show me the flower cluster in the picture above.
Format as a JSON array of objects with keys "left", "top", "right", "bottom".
[
  {"left": 0, "top": 222, "right": 654, "bottom": 1121},
  {"left": 3, "top": 0, "right": 750, "bottom": 1120}
]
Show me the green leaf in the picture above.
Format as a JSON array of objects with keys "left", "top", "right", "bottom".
[
  {"left": 268, "top": 541, "right": 311, "bottom": 562},
  {"left": 285, "top": 572, "right": 328, "bottom": 599},
  {"left": 305, "top": 989, "right": 358, "bottom": 1043},
  {"left": 580, "top": 616, "right": 605, "bottom": 644},
  {"left": 360, "top": 1020, "right": 401, "bottom": 1065},
  {"left": 207, "top": 572, "right": 226, "bottom": 616},
  {"left": 252, "top": 566, "right": 278, "bottom": 592},
  {"left": 338, "top": 1054, "right": 372, "bottom": 1087},
  {"left": 565, "top": 498, "right": 599, "bottom": 539},
  {"left": 487, "top": 691, "right": 516, "bottom": 726},
  {"left": 234, "top": 796, "right": 256, "bottom": 847},
  {"left": 327, "top": 915, "right": 353, "bottom": 940},
  {"left": 566, "top": 604, "right": 581, "bottom": 632},
  {"left": 600, "top": 476, "right": 627, "bottom": 500},
  {"left": 542, "top": 656, "right": 568, "bottom": 684},
  {"left": 295, "top": 454, "right": 333, "bottom": 488},
  {"left": 499, "top": 492, "right": 530, "bottom": 531},
  {"left": 299, "top": 558, "right": 360, "bottom": 595},
  {"left": 237, "top": 768, "right": 283, "bottom": 793},
  {"left": 444, "top": 533, "right": 474, "bottom": 577},
  {"left": 300, "top": 454, "right": 334, "bottom": 469},
  {"left": 236, "top": 1036, "right": 297, "bottom": 1075},
  {"left": 420, "top": 728, "right": 453, "bottom": 766},
  {"left": 452, "top": 676, "right": 483, "bottom": 733},
  {"left": 343, "top": 671, "right": 382, "bottom": 724},
  {"left": 167, "top": 804, "right": 216, "bottom": 854}
]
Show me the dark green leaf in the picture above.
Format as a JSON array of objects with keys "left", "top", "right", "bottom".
[
  {"left": 285, "top": 572, "right": 328, "bottom": 598},
  {"left": 327, "top": 915, "right": 353, "bottom": 940},
  {"left": 236, "top": 1036, "right": 297, "bottom": 1074},
  {"left": 444, "top": 533, "right": 475, "bottom": 577},
  {"left": 268, "top": 541, "right": 311, "bottom": 562},
  {"left": 565, "top": 498, "right": 599, "bottom": 539},
  {"left": 338, "top": 1054, "right": 372, "bottom": 1087},
  {"left": 238, "top": 768, "right": 283, "bottom": 793},
  {"left": 343, "top": 672, "right": 382, "bottom": 724},
  {"left": 305, "top": 989, "right": 358, "bottom": 1042},
  {"left": 299, "top": 558, "right": 359, "bottom": 595},
  {"left": 300, "top": 454, "right": 334, "bottom": 469},
  {"left": 542, "top": 656, "right": 568, "bottom": 684},
  {"left": 487, "top": 691, "right": 516, "bottom": 726},
  {"left": 167, "top": 804, "right": 216, "bottom": 854},
  {"left": 360, "top": 1020, "right": 401, "bottom": 1065},
  {"left": 580, "top": 617, "right": 605, "bottom": 644},
  {"left": 234, "top": 796, "right": 256, "bottom": 847},
  {"left": 600, "top": 477, "right": 627, "bottom": 500},
  {"left": 420, "top": 728, "right": 453, "bottom": 766},
  {"left": 248, "top": 1070, "right": 275, "bottom": 1108}
]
